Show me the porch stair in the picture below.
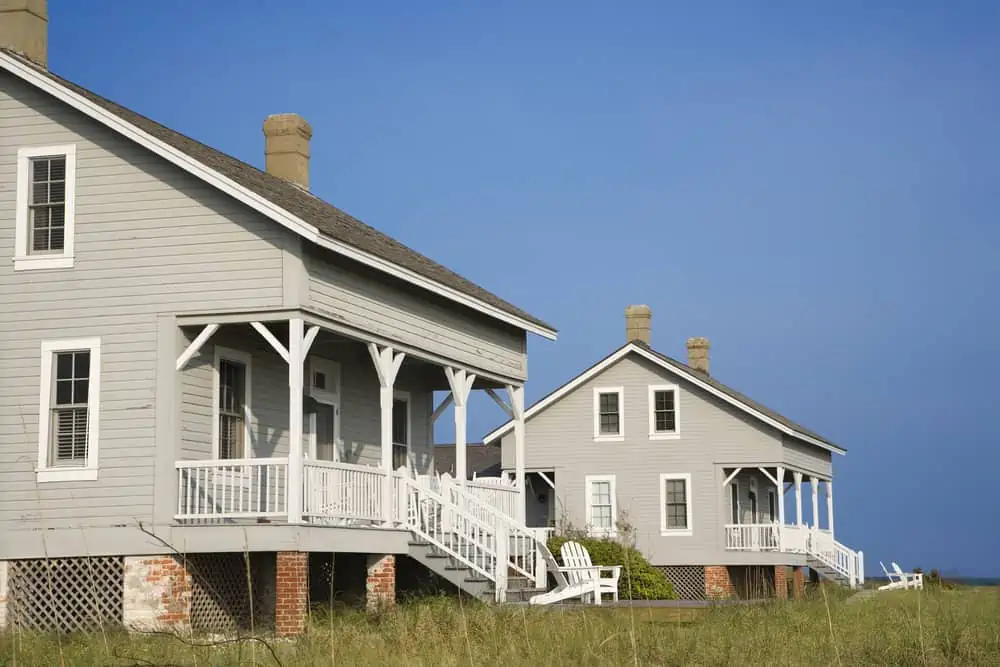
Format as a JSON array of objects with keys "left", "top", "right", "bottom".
[
  {"left": 399, "top": 474, "right": 549, "bottom": 603},
  {"left": 806, "top": 555, "right": 853, "bottom": 587}
]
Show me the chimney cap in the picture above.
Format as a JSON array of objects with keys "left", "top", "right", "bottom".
[
  {"left": 686, "top": 336, "right": 710, "bottom": 348},
  {"left": 625, "top": 304, "right": 652, "bottom": 345},
  {"left": 262, "top": 113, "right": 313, "bottom": 138}
]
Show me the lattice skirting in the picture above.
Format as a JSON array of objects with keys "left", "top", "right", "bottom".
[
  {"left": 186, "top": 553, "right": 275, "bottom": 633},
  {"left": 658, "top": 565, "right": 706, "bottom": 600},
  {"left": 8, "top": 556, "right": 124, "bottom": 632}
]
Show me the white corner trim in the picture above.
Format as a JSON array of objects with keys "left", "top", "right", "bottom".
[
  {"left": 212, "top": 346, "right": 253, "bottom": 459},
  {"left": 584, "top": 474, "right": 617, "bottom": 537},
  {"left": 36, "top": 337, "right": 101, "bottom": 482},
  {"left": 14, "top": 144, "right": 77, "bottom": 272},
  {"left": 483, "top": 342, "right": 845, "bottom": 455},
  {"left": 0, "top": 53, "right": 556, "bottom": 341},
  {"left": 659, "top": 472, "right": 693, "bottom": 536},
  {"left": 648, "top": 383, "right": 680, "bottom": 440},
  {"left": 592, "top": 386, "right": 624, "bottom": 442}
]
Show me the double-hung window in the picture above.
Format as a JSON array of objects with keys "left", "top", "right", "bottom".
[
  {"left": 213, "top": 347, "right": 251, "bottom": 459},
  {"left": 660, "top": 473, "right": 692, "bottom": 536},
  {"left": 15, "top": 145, "right": 77, "bottom": 271},
  {"left": 585, "top": 475, "right": 616, "bottom": 536},
  {"left": 392, "top": 391, "right": 410, "bottom": 470},
  {"left": 37, "top": 338, "right": 101, "bottom": 481},
  {"left": 593, "top": 387, "right": 624, "bottom": 441},
  {"left": 648, "top": 384, "right": 679, "bottom": 438}
]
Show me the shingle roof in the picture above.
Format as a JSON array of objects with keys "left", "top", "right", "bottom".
[
  {"left": 433, "top": 444, "right": 503, "bottom": 479},
  {"left": 0, "top": 49, "right": 554, "bottom": 333}
]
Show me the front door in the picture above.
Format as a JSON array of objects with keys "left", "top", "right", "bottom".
[{"left": 310, "top": 400, "right": 339, "bottom": 461}]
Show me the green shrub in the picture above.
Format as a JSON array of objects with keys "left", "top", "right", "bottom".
[{"left": 548, "top": 535, "right": 676, "bottom": 600}]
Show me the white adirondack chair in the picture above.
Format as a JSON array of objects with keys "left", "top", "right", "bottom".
[
  {"left": 560, "top": 541, "right": 621, "bottom": 604},
  {"left": 528, "top": 540, "right": 622, "bottom": 606},
  {"left": 878, "top": 560, "right": 922, "bottom": 591}
]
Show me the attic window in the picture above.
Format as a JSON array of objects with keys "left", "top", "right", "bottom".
[
  {"left": 648, "top": 385, "right": 680, "bottom": 439},
  {"left": 593, "top": 387, "right": 624, "bottom": 441},
  {"left": 15, "top": 145, "right": 77, "bottom": 271}
]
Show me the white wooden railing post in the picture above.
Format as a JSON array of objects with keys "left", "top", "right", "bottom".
[
  {"left": 793, "top": 471, "right": 803, "bottom": 526},
  {"left": 368, "top": 344, "right": 404, "bottom": 525},
  {"left": 775, "top": 466, "right": 786, "bottom": 547},
  {"left": 440, "top": 473, "right": 454, "bottom": 535},
  {"left": 826, "top": 480, "right": 835, "bottom": 538},
  {"left": 494, "top": 521, "right": 509, "bottom": 602},
  {"left": 857, "top": 550, "right": 865, "bottom": 586},
  {"left": 533, "top": 528, "right": 547, "bottom": 589}
]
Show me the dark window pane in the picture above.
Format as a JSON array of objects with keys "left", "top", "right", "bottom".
[
  {"left": 74, "top": 351, "right": 90, "bottom": 377},
  {"left": 313, "top": 371, "right": 326, "bottom": 390},
  {"left": 56, "top": 352, "right": 73, "bottom": 379},
  {"left": 50, "top": 181, "right": 65, "bottom": 203},
  {"left": 74, "top": 379, "right": 89, "bottom": 404},
  {"left": 32, "top": 181, "right": 49, "bottom": 205},
  {"left": 49, "top": 157, "right": 66, "bottom": 180},
  {"left": 55, "top": 379, "right": 73, "bottom": 405},
  {"left": 599, "top": 393, "right": 618, "bottom": 413},
  {"left": 32, "top": 158, "right": 48, "bottom": 181}
]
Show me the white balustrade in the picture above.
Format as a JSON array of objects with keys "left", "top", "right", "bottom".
[
  {"left": 466, "top": 476, "right": 519, "bottom": 521},
  {"left": 175, "top": 458, "right": 288, "bottom": 521},
  {"left": 302, "top": 460, "right": 387, "bottom": 524},
  {"left": 724, "top": 523, "right": 780, "bottom": 551},
  {"left": 780, "top": 524, "right": 808, "bottom": 553}
]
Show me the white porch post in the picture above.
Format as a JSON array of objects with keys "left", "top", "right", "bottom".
[
  {"left": 793, "top": 471, "right": 803, "bottom": 526},
  {"left": 775, "top": 466, "right": 785, "bottom": 526},
  {"left": 368, "top": 343, "right": 405, "bottom": 524},
  {"left": 507, "top": 384, "right": 526, "bottom": 524},
  {"left": 445, "top": 368, "right": 476, "bottom": 487},
  {"left": 827, "top": 480, "right": 835, "bottom": 536},
  {"left": 811, "top": 476, "right": 820, "bottom": 529},
  {"left": 287, "top": 318, "right": 305, "bottom": 524}
]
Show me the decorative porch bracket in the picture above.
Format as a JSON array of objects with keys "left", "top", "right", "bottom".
[
  {"left": 536, "top": 470, "right": 555, "bottom": 490},
  {"left": 287, "top": 318, "right": 319, "bottom": 524},
  {"left": 368, "top": 343, "right": 405, "bottom": 524},
  {"left": 175, "top": 323, "right": 219, "bottom": 371},
  {"left": 445, "top": 367, "right": 476, "bottom": 486},
  {"left": 251, "top": 321, "right": 290, "bottom": 363},
  {"left": 431, "top": 393, "right": 454, "bottom": 423},
  {"left": 722, "top": 467, "right": 743, "bottom": 487}
]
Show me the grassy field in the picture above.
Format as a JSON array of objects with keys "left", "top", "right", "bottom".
[{"left": 1, "top": 586, "right": 999, "bottom": 666}]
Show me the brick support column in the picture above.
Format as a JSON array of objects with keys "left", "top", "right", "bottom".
[
  {"left": 276, "top": 551, "right": 309, "bottom": 636},
  {"left": 123, "top": 556, "right": 192, "bottom": 632},
  {"left": 366, "top": 554, "right": 396, "bottom": 611},
  {"left": 774, "top": 565, "right": 788, "bottom": 600},
  {"left": 0, "top": 560, "right": 8, "bottom": 630},
  {"left": 704, "top": 566, "right": 733, "bottom": 599},
  {"left": 792, "top": 566, "right": 806, "bottom": 599}
]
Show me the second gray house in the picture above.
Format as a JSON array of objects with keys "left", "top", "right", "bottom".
[{"left": 483, "top": 305, "right": 864, "bottom": 600}]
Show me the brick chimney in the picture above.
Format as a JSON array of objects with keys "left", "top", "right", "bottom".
[
  {"left": 625, "top": 305, "right": 652, "bottom": 345},
  {"left": 0, "top": 0, "right": 48, "bottom": 67},
  {"left": 686, "top": 337, "right": 710, "bottom": 374},
  {"left": 262, "top": 113, "right": 312, "bottom": 190}
]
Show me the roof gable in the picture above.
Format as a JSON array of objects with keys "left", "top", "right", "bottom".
[
  {"left": 482, "top": 342, "right": 844, "bottom": 454},
  {"left": 0, "top": 50, "right": 556, "bottom": 339}
]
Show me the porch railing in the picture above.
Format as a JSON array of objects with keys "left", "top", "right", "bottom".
[
  {"left": 175, "top": 458, "right": 288, "bottom": 521},
  {"left": 724, "top": 523, "right": 781, "bottom": 551},
  {"left": 302, "top": 460, "right": 386, "bottom": 524},
  {"left": 780, "top": 524, "right": 808, "bottom": 553},
  {"left": 466, "top": 476, "right": 519, "bottom": 521}
]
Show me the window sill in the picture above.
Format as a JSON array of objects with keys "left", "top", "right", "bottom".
[
  {"left": 593, "top": 435, "right": 624, "bottom": 443},
  {"left": 588, "top": 529, "right": 618, "bottom": 539},
  {"left": 649, "top": 432, "right": 680, "bottom": 440},
  {"left": 660, "top": 529, "right": 693, "bottom": 537},
  {"left": 36, "top": 467, "right": 98, "bottom": 482},
  {"left": 14, "top": 255, "right": 74, "bottom": 271}
]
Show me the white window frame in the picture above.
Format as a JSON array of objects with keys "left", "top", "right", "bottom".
[
  {"left": 15, "top": 144, "right": 77, "bottom": 271},
  {"left": 659, "top": 472, "right": 693, "bottom": 536},
  {"left": 647, "top": 384, "right": 680, "bottom": 439},
  {"left": 212, "top": 346, "right": 253, "bottom": 460},
  {"left": 592, "top": 387, "right": 624, "bottom": 442},
  {"left": 584, "top": 474, "right": 617, "bottom": 537},
  {"left": 730, "top": 480, "right": 741, "bottom": 524},
  {"left": 392, "top": 389, "right": 411, "bottom": 470},
  {"left": 36, "top": 337, "right": 101, "bottom": 482}
]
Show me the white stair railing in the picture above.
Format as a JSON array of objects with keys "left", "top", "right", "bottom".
[{"left": 806, "top": 528, "right": 865, "bottom": 588}]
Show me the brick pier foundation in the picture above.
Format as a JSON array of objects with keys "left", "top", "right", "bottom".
[
  {"left": 366, "top": 554, "right": 396, "bottom": 611},
  {"left": 275, "top": 551, "right": 308, "bottom": 636},
  {"left": 704, "top": 566, "right": 734, "bottom": 599},
  {"left": 793, "top": 566, "right": 806, "bottom": 599},
  {"left": 123, "top": 556, "right": 193, "bottom": 632}
]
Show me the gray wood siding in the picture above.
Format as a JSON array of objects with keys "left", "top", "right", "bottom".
[
  {"left": 782, "top": 436, "right": 833, "bottom": 478},
  {"left": 179, "top": 333, "right": 435, "bottom": 474},
  {"left": 500, "top": 353, "right": 789, "bottom": 565},
  {"left": 305, "top": 247, "right": 527, "bottom": 382},
  {"left": 0, "top": 72, "right": 288, "bottom": 531}
]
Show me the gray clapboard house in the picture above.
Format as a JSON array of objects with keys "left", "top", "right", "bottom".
[
  {"left": 0, "top": 4, "right": 554, "bottom": 634},
  {"left": 484, "top": 305, "right": 865, "bottom": 600}
]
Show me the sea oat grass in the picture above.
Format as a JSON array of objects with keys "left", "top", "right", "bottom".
[{"left": 1, "top": 587, "right": 998, "bottom": 666}]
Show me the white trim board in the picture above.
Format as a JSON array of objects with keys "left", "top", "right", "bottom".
[
  {"left": 482, "top": 342, "right": 845, "bottom": 455},
  {"left": 659, "top": 472, "right": 693, "bottom": 537},
  {"left": 0, "top": 52, "right": 556, "bottom": 341}
]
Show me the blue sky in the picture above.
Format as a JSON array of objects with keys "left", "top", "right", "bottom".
[{"left": 49, "top": 2, "right": 999, "bottom": 576}]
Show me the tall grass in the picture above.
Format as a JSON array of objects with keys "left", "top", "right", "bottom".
[{"left": 2, "top": 587, "right": 999, "bottom": 666}]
